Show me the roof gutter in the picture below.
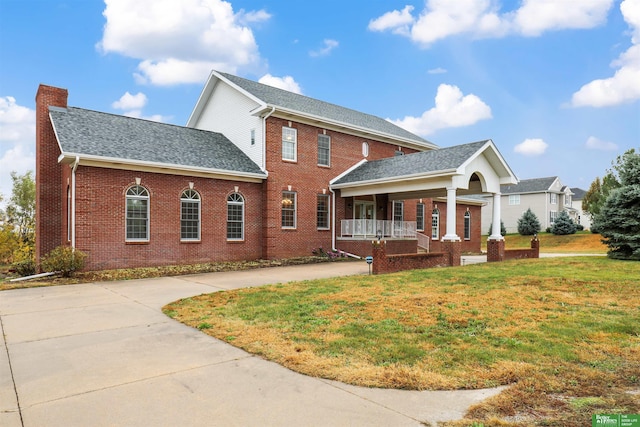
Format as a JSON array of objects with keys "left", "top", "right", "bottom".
[
  {"left": 261, "top": 106, "right": 276, "bottom": 171},
  {"left": 57, "top": 153, "right": 268, "bottom": 182},
  {"left": 331, "top": 168, "right": 459, "bottom": 189},
  {"left": 71, "top": 155, "right": 79, "bottom": 249}
]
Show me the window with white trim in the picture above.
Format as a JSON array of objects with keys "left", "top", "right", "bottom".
[
  {"left": 416, "top": 203, "right": 425, "bottom": 231},
  {"left": 282, "top": 127, "right": 297, "bottom": 161},
  {"left": 250, "top": 128, "right": 256, "bottom": 146},
  {"left": 550, "top": 193, "right": 557, "bottom": 204},
  {"left": 180, "top": 189, "right": 200, "bottom": 241},
  {"left": 318, "top": 134, "right": 330, "bottom": 166},
  {"left": 393, "top": 201, "right": 404, "bottom": 222},
  {"left": 550, "top": 210, "right": 558, "bottom": 224},
  {"left": 509, "top": 194, "right": 520, "bottom": 205},
  {"left": 281, "top": 191, "right": 296, "bottom": 228},
  {"left": 431, "top": 208, "right": 440, "bottom": 240},
  {"left": 227, "top": 193, "right": 244, "bottom": 240},
  {"left": 317, "top": 194, "right": 330, "bottom": 229},
  {"left": 362, "top": 141, "right": 369, "bottom": 157},
  {"left": 464, "top": 211, "right": 471, "bottom": 240},
  {"left": 564, "top": 194, "right": 571, "bottom": 206},
  {"left": 126, "top": 185, "right": 149, "bottom": 241}
]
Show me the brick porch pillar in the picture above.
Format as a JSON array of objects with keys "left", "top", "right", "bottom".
[
  {"left": 531, "top": 236, "right": 540, "bottom": 258},
  {"left": 372, "top": 241, "right": 386, "bottom": 274},
  {"left": 441, "top": 240, "right": 461, "bottom": 267},
  {"left": 487, "top": 239, "right": 505, "bottom": 262}
]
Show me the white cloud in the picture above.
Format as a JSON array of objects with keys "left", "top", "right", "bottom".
[
  {"left": 258, "top": 74, "right": 302, "bottom": 94},
  {"left": 585, "top": 135, "right": 618, "bottom": 150},
  {"left": 369, "top": 0, "right": 613, "bottom": 46},
  {"left": 98, "top": 0, "right": 268, "bottom": 85},
  {"left": 390, "top": 84, "right": 492, "bottom": 136},
  {"left": 427, "top": 67, "right": 447, "bottom": 74},
  {"left": 514, "top": 138, "right": 548, "bottom": 156},
  {"left": 0, "top": 97, "right": 35, "bottom": 202},
  {"left": 571, "top": 0, "right": 640, "bottom": 107},
  {"left": 309, "top": 39, "right": 339, "bottom": 57},
  {"left": 112, "top": 92, "right": 147, "bottom": 110},
  {"left": 368, "top": 5, "right": 414, "bottom": 36}
]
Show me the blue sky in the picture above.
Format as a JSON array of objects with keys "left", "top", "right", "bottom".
[{"left": 1, "top": 0, "right": 639, "bottom": 203}]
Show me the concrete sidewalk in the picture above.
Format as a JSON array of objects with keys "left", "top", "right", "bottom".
[{"left": 1, "top": 261, "right": 504, "bottom": 427}]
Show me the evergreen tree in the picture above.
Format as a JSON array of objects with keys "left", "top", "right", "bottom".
[
  {"left": 594, "top": 149, "right": 640, "bottom": 260},
  {"left": 551, "top": 211, "right": 576, "bottom": 235},
  {"left": 517, "top": 208, "right": 541, "bottom": 235},
  {"left": 488, "top": 220, "right": 506, "bottom": 236}
]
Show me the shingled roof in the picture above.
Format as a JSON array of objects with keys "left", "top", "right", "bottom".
[
  {"left": 216, "top": 71, "right": 435, "bottom": 149},
  {"left": 501, "top": 177, "right": 558, "bottom": 194},
  {"left": 332, "top": 140, "right": 488, "bottom": 185},
  {"left": 50, "top": 106, "right": 266, "bottom": 178}
]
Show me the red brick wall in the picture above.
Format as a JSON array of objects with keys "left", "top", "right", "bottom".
[
  {"left": 35, "top": 85, "right": 68, "bottom": 265},
  {"left": 372, "top": 241, "right": 452, "bottom": 274},
  {"left": 262, "top": 117, "right": 419, "bottom": 259},
  {"left": 428, "top": 201, "right": 482, "bottom": 254},
  {"left": 74, "top": 167, "right": 264, "bottom": 270},
  {"left": 338, "top": 238, "right": 418, "bottom": 258}
]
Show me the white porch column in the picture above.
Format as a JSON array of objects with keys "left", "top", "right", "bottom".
[
  {"left": 442, "top": 187, "right": 460, "bottom": 241},
  {"left": 489, "top": 192, "right": 504, "bottom": 241}
]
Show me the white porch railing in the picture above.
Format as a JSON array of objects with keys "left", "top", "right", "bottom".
[
  {"left": 340, "top": 220, "right": 417, "bottom": 239},
  {"left": 416, "top": 232, "right": 430, "bottom": 252}
]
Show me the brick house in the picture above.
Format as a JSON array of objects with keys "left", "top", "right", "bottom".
[{"left": 36, "top": 71, "right": 517, "bottom": 271}]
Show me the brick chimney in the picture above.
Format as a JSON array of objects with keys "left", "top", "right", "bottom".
[{"left": 35, "top": 85, "right": 68, "bottom": 266}]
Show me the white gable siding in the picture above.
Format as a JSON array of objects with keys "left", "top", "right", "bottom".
[{"left": 192, "top": 82, "right": 264, "bottom": 168}]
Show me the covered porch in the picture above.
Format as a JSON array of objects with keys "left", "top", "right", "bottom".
[{"left": 330, "top": 140, "right": 518, "bottom": 265}]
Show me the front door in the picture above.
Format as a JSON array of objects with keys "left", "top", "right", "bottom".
[{"left": 354, "top": 201, "right": 375, "bottom": 236}]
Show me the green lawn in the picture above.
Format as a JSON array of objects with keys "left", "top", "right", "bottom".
[
  {"left": 165, "top": 257, "right": 639, "bottom": 427},
  {"left": 490, "top": 231, "right": 607, "bottom": 254}
]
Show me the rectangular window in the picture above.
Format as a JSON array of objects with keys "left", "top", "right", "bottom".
[
  {"left": 565, "top": 195, "right": 571, "bottom": 206},
  {"left": 393, "top": 201, "right": 404, "bottom": 235},
  {"left": 126, "top": 198, "right": 149, "bottom": 240},
  {"left": 416, "top": 203, "right": 425, "bottom": 231},
  {"left": 550, "top": 211, "right": 558, "bottom": 224},
  {"left": 464, "top": 212, "right": 471, "bottom": 240},
  {"left": 282, "top": 127, "right": 297, "bottom": 161},
  {"left": 431, "top": 210, "right": 440, "bottom": 240},
  {"left": 318, "top": 134, "right": 330, "bottom": 166},
  {"left": 550, "top": 193, "right": 557, "bottom": 204},
  {"left": 282, "top": 191, "right": 296, "bottom": 228},
  {"left": 250, "top": 128, "right": 256, "bottom": 146},
  {"left": 317, "top": 194, "right": 330, "bottom": 229},
  {"left": 227, "top": 199, "right": 244, "bottom": 240},
  {"left": 181, "top": 200, "right": 200, "bottom": 240},
  {"left": 509, "top": 194, "right": 520, "bottom": 205}
]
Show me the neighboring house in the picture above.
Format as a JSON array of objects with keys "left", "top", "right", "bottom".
[
  {"left": 481, "top": 176, "right": 577, "bottom": 234},
  {"left": 570, "top": 187, "right": 591, "bottom": 230},
  {"left": 36, "top": 71, "right": 516, "bottom": 271}
]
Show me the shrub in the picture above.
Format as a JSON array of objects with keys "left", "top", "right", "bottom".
[
  {"left": 551, "top": 211, "right": 577, "bottom": 235},
  {"left": 517, "top": 208, "right": 541, "bottom": 236},
  {"left": 41, "top": 246, "right": 87, "bottom": 277},
  {"left": 13, "top": 259, "right": 36, "bottom": 276},
  {"left": 576, "top": 224, "right": 584, "bottom": 231}
]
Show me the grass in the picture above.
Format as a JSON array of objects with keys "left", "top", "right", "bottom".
[
  {"left": 486, "top": 231, "right": 607, "bottom": 254},
  {"left": 164, "top": 257, "right": 640, "bottom": 427}
]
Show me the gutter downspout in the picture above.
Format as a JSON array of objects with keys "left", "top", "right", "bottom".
[
  {"left": 71, "top": 156, "right": 79, "bottom": 249},
  {"left": 261, "top": 106, "right": 276, "bottom": 171}
]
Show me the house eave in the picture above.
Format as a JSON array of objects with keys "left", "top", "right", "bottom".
[{"left": 57, "top": 153, "right": 267, "bottom": 183}]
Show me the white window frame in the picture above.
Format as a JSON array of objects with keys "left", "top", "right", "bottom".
[
  {"left": 416, "top": 203, "right": 425, "bottom": 231},
  {"left": 464, "top": 211, "right": 471, "bottom": 240},
  {"left": 550, "top": 193, "right": 557, "bottom": 204},
  {"left": 564, "top": 194, "right": 571, "bottom": 207},
  {"left": 125, "top": 185, "right": 150, "bottom": 242},
  {"left": 318, "top": 134, "right": 330, "bottom": 167},
  {"left": 281, "top": 191, "right": 297, "bottom": 229},
  {"left": 509, "top": 194, "right": 520, "bottom": 205},
  {"left": 282, "top": 126, "right": 297, "bottom": 161},
  {"left": 550, "top": 210, "right": 558, "bottom": 224},
  {"left": 431, "top": 208, "right": 440, "bottom": 240},
  {"left": 362, "top": 141, "right": 369, "bottom": 157},
  {"left": 317, "top": 194, "right": 330, "bottom": 230},
  {"left": 180, "top": 189, "right": 201, "bottom": 241},
  {"left": 250, "top": 128, "right": 256, "bottom": 146},
  {"left": 227, "top": 192, "right": 245, "bottom": 241}
]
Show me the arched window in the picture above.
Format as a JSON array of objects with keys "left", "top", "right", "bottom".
[
  {"left": 362, "top": 141, "right": 369, "bottom": 157},
  {"left": 431, "top": 208, "right": 440, "bottom": 240},
  {"left": 464, "top": 211, "right": 471, "bottom": 240},
  {"left": 126, "top": 185, "right": 149, "bottom": 241},
  {"left": 181, "top": 189, "right": 201, "bottom": 241},
  {"left": 227, "top": 193, "right": 244, "bottom": 240}
]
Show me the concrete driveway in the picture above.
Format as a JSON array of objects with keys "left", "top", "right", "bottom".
[{"left": 1, "top": 261, "right": 504, "bottom": 427}]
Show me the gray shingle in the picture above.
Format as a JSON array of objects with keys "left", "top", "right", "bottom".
[
  {"left": 571, "top": 187, "right": 587, "bottom": 200},
  {"left": 50, "top": 107, "right": 265, "bottom": 176},
  {"left": 218, "top": 71, "right": 435, "bottom": 148},
  {"left": 333, "top": 140, "right": 488, "bottom": 185},
  {"left": 501, "top": 177, "right": 558, "bottom": 194}
]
